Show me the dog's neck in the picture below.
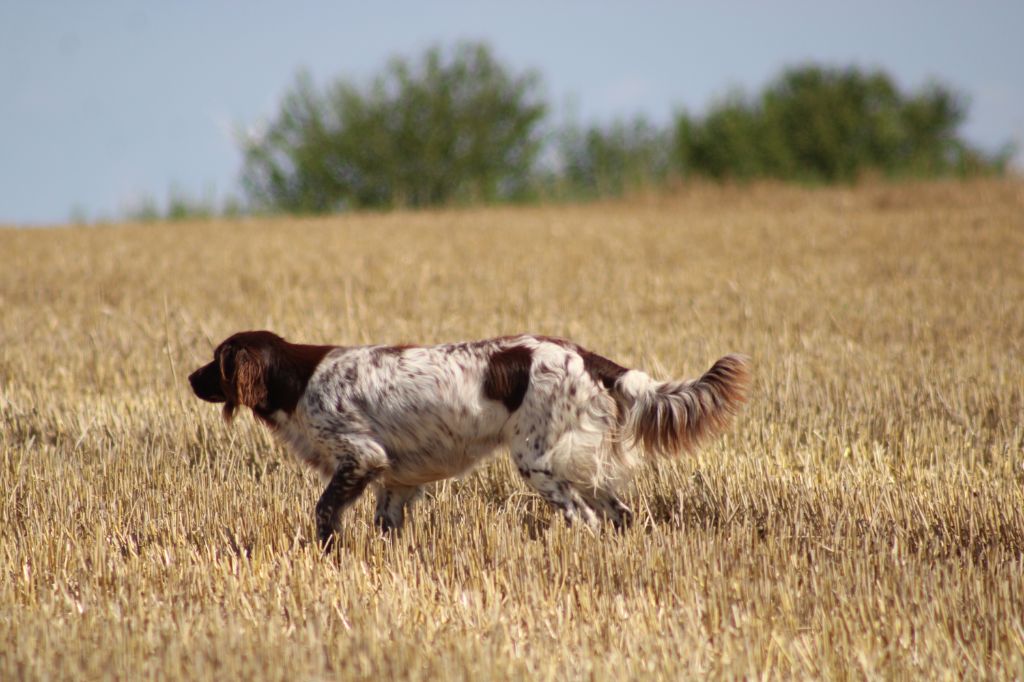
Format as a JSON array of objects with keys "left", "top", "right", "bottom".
[{"left": 251, "top": 341, "right": 337, "bottom": 424}]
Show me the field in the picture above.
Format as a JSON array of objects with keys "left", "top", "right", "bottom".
[{"left": 2, "top": 180, "right": 1023, "bottom": 679}]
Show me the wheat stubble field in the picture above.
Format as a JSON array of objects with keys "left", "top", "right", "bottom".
[{"left": 1, "top": 180, "right": 1023, "bottom": 679}]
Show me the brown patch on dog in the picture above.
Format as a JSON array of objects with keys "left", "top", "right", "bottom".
[
  {"left": 578, "top": 349, "right": 628, "bottom": 390},
  {"left": 483, "top": 345, "right": 533, "bottom": 413},
  {"left": 532, "top": 335, "right": 628, "bottom": 390}
]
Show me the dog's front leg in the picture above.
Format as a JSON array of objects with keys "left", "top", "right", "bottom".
[{"left": 315, "top": 439, "right": 388, "bottom": 549}]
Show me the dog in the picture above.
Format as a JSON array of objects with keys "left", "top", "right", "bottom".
[{"left": 188, "top": 330, "right": 749, "bottom": 544}]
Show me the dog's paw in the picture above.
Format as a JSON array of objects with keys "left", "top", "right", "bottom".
[{"left": 317, "top": 525, "right": 337, "bottom": 553}]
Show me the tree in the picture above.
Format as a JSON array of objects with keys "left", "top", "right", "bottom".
[
  {"left": 673, "top": 65, "right": 1009, "bottom": 182},
  {"left": 239, "top": 54, "right": 1010, "bottom": 215},
  {"left": 241, "top": 43, "right": 547, "bottom": 213},
  {"left": 558, "top": 116, "right": 671, "bottom": 198}
]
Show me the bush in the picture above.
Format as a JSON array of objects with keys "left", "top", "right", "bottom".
[
  {"left": 123, "top": 187, "right": 223, "bottom": 223},
  {"left": 241, "top": 43, "right": 547, "bottom": 213},
  {"left": 674, "top": 65, "right": 1010, "bottom": 182},
  {"left": 557, "top": 116, "right": 672, "bottom": 198}
]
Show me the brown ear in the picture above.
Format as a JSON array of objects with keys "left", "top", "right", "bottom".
[
  {"left": 217, "top": 343, "right": 267, "bottom": 421},
  {"left": 234, "top": 347, "right": 268, "bottom": 409}
]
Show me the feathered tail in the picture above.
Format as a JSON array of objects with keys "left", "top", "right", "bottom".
[{"left": 610, "top": 354, "right": 751, "bottom": 456}]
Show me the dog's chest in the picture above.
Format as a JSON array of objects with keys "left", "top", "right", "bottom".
[{"left": 265, "top": 411, "right": 335, "bottom": 478}]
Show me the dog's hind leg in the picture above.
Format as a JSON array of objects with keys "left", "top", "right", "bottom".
[
  {"left": 373, "top": 484, "right": 420, "bottom": 533},
  {"left": 518, "top": 464, "right": 599, "bottom": 529},
  {"left": 510, "top": 437, "right": 599, "bottom": 529},
  {"left": 582, "top": 491, "right": 635, "bottom": 531}
]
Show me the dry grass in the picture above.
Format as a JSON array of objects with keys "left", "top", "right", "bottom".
[{"left": 2, "top": 179, "right": 1023, "bottom": 680}]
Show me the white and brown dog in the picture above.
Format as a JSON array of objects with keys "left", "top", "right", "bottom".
[{"left": 189, "top": 331, "right": 749, "bottom": 544}]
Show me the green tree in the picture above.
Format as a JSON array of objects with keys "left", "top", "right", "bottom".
[
  {"left": 674, "top": 65, "right": 1009, "bottom": 182},
  {"left": 241, "top": 43, "right": 546, "bottom": 212},
  {"left": 558, "top": 116, "right": 671, "bottom": 198}
]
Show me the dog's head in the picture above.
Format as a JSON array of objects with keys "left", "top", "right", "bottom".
[
  {"left": 190, "top": 330, "right": 336, "bottom": 422},
  {"left": 189, "top": 330, "right": 290, "bottom": 421}
]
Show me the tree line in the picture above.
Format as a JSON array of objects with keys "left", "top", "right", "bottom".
[{"left": 129, "top": 42, "right": 1012, "bottom": 220}]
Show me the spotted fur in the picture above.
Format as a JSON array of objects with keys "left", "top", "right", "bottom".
[{"left": 189, "top": 330, "right": 750, "bottom": 541}]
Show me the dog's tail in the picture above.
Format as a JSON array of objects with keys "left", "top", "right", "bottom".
[{"left": 598, "top": 354, "right": 751, "bottom": 456}]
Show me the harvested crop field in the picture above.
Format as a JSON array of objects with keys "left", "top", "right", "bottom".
[{"left": 2, "top": 180, "right": 1023, "bottom": 679}]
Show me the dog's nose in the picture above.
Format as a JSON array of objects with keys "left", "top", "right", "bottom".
[{"left": 189, "top": 365, "right": 214, "bottom": 395}]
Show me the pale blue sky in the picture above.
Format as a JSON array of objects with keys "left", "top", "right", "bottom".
[{"left": 2, "top": 1, "right": 1021, "bottom": 224}]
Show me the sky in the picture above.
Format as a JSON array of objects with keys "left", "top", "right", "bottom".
[{"left": 2, "top": 1, "right": 1022, "bottom": 225}]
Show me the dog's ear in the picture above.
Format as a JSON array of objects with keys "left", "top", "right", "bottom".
[
  {"left": 234, "top": 347, "right": 268, "bottom": 408},
  {"left": 218, "top": 343, "right": 268, "bottom": 420}
]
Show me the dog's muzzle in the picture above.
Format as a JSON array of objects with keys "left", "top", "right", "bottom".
[{"left": 189, "top": 362, "right": 226, "bottom": 402}]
